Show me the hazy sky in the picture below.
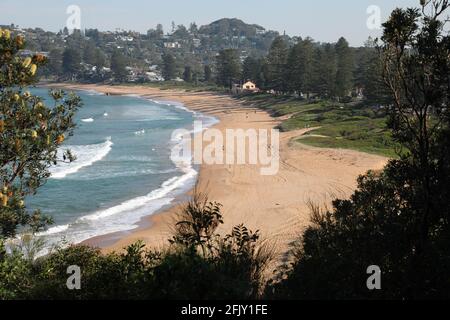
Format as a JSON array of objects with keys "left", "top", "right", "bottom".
[{"left": 1, "top": 0, "right": 420, "bottom": 46}]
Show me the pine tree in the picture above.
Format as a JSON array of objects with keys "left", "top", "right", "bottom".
[
  {"left": 356, "top": 38, "right": 390, "bottom": 104},
  {"left": 83, "top": 42, "right": 97, "bottom": 66},
  {"left": 62, "top": 48, "right": 81, "bottom": 79},
  {"left": 287, "top": 38, "right": 315, "bottom": 97},
  {"left": 162, "top": 53, "right": 177, "bottom": 81},
  {"left": 242, "top": 57, "right": 262, "bottom": 83},
  {"left": 335, "top": 37, "right": 354, "bottom": 98},
  {"left": 110, "top": 50, "right": 128, "bottom": 82},
  {"left": 313, "top": 43, "right": 337, "bottom": 98},
  {"left": 189, "top": 22, "right": 198, "bottom": 35},
  {"left": 266, "top": 36, "right": 288, "bottom": 93},
  {"left": 46, "top": 49, "right": 63, "bottom": 78},
  {"left": 215, "top": 49, "right": 241, "bottom": 88},
  {"left": 183, "top": 66, "right": 193, "bottom": 82}
]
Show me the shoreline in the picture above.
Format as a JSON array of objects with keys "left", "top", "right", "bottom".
[{"left": 41, "top": 83, "right": 389, "bottom": 255}]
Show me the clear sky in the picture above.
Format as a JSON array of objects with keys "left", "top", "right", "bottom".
[{"left": 0, "top": 0, "right": 420, "bottom": 46}]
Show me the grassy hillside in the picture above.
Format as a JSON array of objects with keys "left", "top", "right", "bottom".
[{"left": 237, "top": 94, "right": 399, "bottom": 158}]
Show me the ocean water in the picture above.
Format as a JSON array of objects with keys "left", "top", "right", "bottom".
[{"left": 27, "top": 88, "right": 216, "bottom": 249}]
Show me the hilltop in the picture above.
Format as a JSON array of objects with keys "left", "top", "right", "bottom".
[{"left": 199, "top": 18, "right": 266, "bottom": 37}]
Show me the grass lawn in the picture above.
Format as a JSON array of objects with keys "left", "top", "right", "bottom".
[{"left": 237, "top": 94, "right": 399, "bottom": 158}]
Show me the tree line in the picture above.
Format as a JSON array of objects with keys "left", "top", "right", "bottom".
[
  {"left": 211, "top": 36, "right": 384, "bottom": 102},
  {"left": 48, "top": 28, "right": 384, "bottom": 103}
]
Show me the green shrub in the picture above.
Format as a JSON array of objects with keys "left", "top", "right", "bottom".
[{"left": 0, "top": 194, "right": 274, "bottom": 300}]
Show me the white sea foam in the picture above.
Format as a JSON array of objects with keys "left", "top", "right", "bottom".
[
  {"left": 134, "top": 129, "right": 146, "bottom": 135},
  {"left": 135, "top": 117, "right": 182, "bottom": 122},
  {"left": 38, "top": 224, "right": 70, "bottom": 236},
  {"left": 85, "top": 90, "right": 105, "bottom": 96},
  {"left": 70, "top": 167, "right": 178, "bottom": 181},
  {"left": 38, "top": 98, "right": 218, "bottom": 250},
  {"left": 80, "top": 168, "right": 196, "bottom": 222},
  {"left": 38, "top": 144, "right": 196, "bottom": 247},
  {"left": 50, "top": 138, "right": 113, "bottom": 179}
]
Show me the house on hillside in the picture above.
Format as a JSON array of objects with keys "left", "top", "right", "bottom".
[
  {"left": 242, "top": 81, "right": 258, "bottom": 91},
  {"left": 231, "top": 81, "right": 259, "bottom": 94},
  {"left": 164, "top": 41, "right": 181, "bottom": 49}
]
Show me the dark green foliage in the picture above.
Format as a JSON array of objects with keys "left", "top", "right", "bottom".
[
  {"left": 183, "top": 66, "right": 192, "bottom": 82},
  {"left": 0, "top": 194, "right": 273, "bottom": 300},
  {"left": 147, "top": 24, "right": 164, "bottom": 40},
  {"left": 172, "top": 25, "right": 190, "bottom": 40},
  {"left": 312, "top": 44, "right": 337, "bottom": 98},
  {"left": 335, "top": 37, "right": 354, "bottom": 98},
  {"left": 380, "top": 1, "right": 450, "bottom": 254},
  {"left": 199, "top": 18, "right": 264, "bottom": 38},
  {"left": 266, "top": 36, "right": 288, "bottom": 93},
  {"left": 286, "top": 38, "right": 315, "bottom": 96},
  {"left": 0, "top": 241, "right": 34, "bottom": 299},
  {"left": 267, "top": 0, "right": 450, "bottom": 300},
  {"left": 171, "top": 193, "right": 223, "bottom": 255},
  {"left": 162, "top": 53, "right": 177, "bottom": 81},
  {"left": 268, "top": 161, "right": 450, "bottom": 299},
  {"left": 83, "top": 42, "right": 97, "bottom": 66},
  {"left": 44, "top": 49, "right": 63, "bottom": 77},
  {"left": 110, "top": 50, "right": 128, "bottom": 82},
  {"left": 215, "top": 49, "right": 241, "bottom": 88},
  {"left": 62, "top": 48, "right": 81, "bottom": 78},
  {"left": 354, "top": 39, "right": 390, "bottom": 104},
  {"left": 242, "top": 56, "right": 264, "bottom": 87}
]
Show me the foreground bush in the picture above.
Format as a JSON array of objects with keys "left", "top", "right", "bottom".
[
  {"left": 267, "top": 1, "right": 450, "bottom": 300},
  {"left": 0, "top": 194, "right": 273, "bottom": 300},
  {"left": 267, "top": 161, "right": 450, "bottom": 299}
]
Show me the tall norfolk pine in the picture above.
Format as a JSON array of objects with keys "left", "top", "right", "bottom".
[
  {"left": 335, "top": 37, "right": 354, "bottom": 98},
  {"left": 110, "top": 50, "right": 128, "bottom": 82},
  {"left": 215, "top": 49, "right": 241, "bottom": 88},
  {"left": 266, "top": 36, "right": 289, "bottom": 93},
  {"left": 287, "top": 38, "right": 315, "bottom": 97},
  {"left": 162, "top": 53, "right": 177, "bottom": 81}
]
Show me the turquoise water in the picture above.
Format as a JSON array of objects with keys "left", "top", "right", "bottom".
[{"left": 28, "top": 88, "right": 215, "bottom": 248}]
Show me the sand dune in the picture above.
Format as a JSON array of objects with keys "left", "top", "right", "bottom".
[{"left": 48, "top": 84, "right": 388, "bottom": 256}]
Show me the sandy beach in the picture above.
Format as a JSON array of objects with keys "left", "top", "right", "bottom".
[{"left": 46, "top": 83, "right": 388, "bottom": 256}]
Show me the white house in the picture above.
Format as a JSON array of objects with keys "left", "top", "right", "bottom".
[
  {"left": 164, "top": 41, "right": 181, "bottom": 49},
  {"left": 242, "top": 81, "right": 258, "bottom": 91},
  {"left": 231, "top": 81, "right": 259, "bottom": 95}
]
